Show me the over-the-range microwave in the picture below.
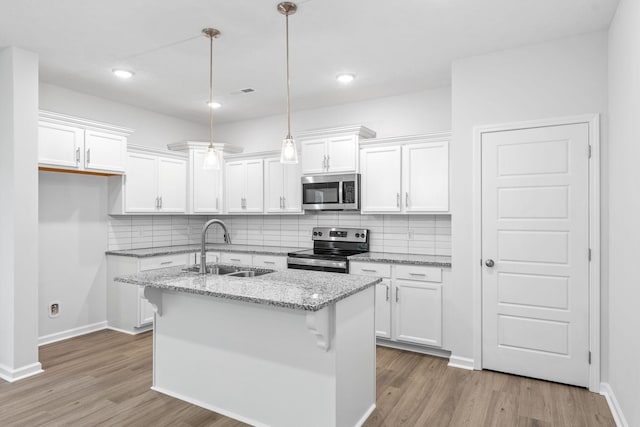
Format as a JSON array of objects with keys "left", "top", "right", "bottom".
[{"left": 301, "top": 173, "right": 360, "bottom": 211}]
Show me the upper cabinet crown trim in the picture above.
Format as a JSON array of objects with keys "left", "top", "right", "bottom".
[
  {"left": 167, "top": 141, "right": 243, "bottom": 154},
  {"left": 128, "top": 143, "right": 187, "bottom": 160},
  {"left": 224, "top": 150, "right": 282, "bottom": 161},
  {"left": 359, "top": 131, "right": 452, "bottom": 148},
  {"left": 297, "top": 125, "right": 376, "bottom": 140},
  {"left": 39, "top": 110, "right": 134, "bottom": 136}
]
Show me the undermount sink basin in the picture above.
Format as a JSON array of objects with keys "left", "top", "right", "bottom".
[{"left": 182, "top": 264, "right": 274, "bottom": 277}]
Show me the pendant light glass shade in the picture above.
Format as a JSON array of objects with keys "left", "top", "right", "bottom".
[
  {"left": 203, "top": 27, "right": 221, "bottom": 170},
  {"left": 278, "top": 2, "right": 298, "bottom": 164}
]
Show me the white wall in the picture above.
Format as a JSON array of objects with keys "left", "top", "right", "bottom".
[
  {"left": 0, "top": 47, "right": 41, "bottom": 381},
  {"left": 607, "top": 1, "right": 639, "bottom": 425},
  {"left": 450, "top": 31, "right": 608, "bottom": 362},
  {"left": 215, "top": 87, "right": 452, "bottom": 152},
  {"left": 38, "top": 172, "right": 108, "bottom": 340},
  {"left": 39, "top": 83, "right": 209, "bottom": 149}
]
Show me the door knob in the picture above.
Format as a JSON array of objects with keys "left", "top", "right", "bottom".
[{"left": 485, "top": 259, "right": 495, "bottom": 267}]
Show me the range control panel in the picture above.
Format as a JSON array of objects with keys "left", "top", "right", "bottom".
[{"left": 311, "top": 227, "right": 369, "bottom": 242}]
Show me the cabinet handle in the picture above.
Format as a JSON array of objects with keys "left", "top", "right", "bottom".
[
  {"left": 75, "top": 147, "right": 81, "bottom": 163},
  {"left": 230, "top": 258, "right": 241, "bottom": 262},
  {"left": 405, "top": 192, "right": 409, "bottom": 208},
  {"left": 216, "top": 197, "right": 219, "bottom": 210},
  {"left": 326, "top": 155, "right": 330, "bottom": 170},
  {"left": 396, "top": 287, "right": 399, "bottom": 302},
  {"left": 396, "top": 193, "right": 400, "bottom": 208},
  {"left": 385, "top": 285, "right": 390, "bottom": 301},
  {"left": 279, "top": 196, "right": 283, "bottom": 209},
  {"left": 159, "top": 196, "right": 163, "bottom": 209},
  {"left": 282, "top": 197, "right": 286, "bottom": 209},
  {"left": 322, "top": 155, "right": 326, "bottom": 170},
  {"left": 361, "top": 268, "right": 378, "bottom": 273},
  {"left": 155, "top": 197, "right": 159, "bottom": 209},
  {"left": 86, "top": 148, "right": 91, "bottom": 164},
  {"left": 160, "top": 261, "right": 173, "bottom": 265},
  {"left": 409, "top": 272, "right": 426, "bottom": 277},
  {"left": 263, "top": 261, "right": 276, "bottom": 265}
]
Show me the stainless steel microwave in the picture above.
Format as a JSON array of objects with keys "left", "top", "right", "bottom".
[{"left": 301, "top": 173, "right": 360, "bottom": 211}]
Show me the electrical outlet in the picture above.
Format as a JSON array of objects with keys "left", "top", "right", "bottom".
[{"left": 48, "top": 301, "right": 60, "bottom": 318}]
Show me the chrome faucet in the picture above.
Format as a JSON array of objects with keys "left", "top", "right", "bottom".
[{"left": 200, "top": 219, "right": 231, "bottom": 274}]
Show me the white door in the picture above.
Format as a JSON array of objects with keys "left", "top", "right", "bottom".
[
  {"left": 402, "top": 141, "right": 449, "bottom": 212},
  {"left": 125, "top": 153, "right": 158, "bottom": 213},
  {"left": 264, "top": 158, "right": 284, "bottom": 213},
  {"left": 327, "top": 135, "right": 357, "bottom": 173},
  {"left": 282, "top": 162, "right": 301, "bottom": 213},
  {"left": 375, "top": 280, "right": 392, "bottom": 339},
  {"left": 244, "top": 159, "right": 264, "bottom": 213},
  {"left": 84, "top": 130, "right": 127, "bottom": 173},
  {"left": 360, "top": 145, "right": 401, "bottom": 213},
  {"left": 301, "top": 139, "right": 327, "bottom": 174},
  {"left": 225, "top": 161, "right": 246, "bottom": 213},
  {"left": 192, "top": 149, "right": 221, "bottom": 213},
  {"left": 481, "top": 123, "right": 590, "bottom": 387},
  {"left": 157, "top": 157, "right": 186, "bottom": 213},
  {"left": 38, "top": 122, "right": 84, "bottom": 169},
  {"left": 394, "top": 280, "right": 442, "bottom": 347}
]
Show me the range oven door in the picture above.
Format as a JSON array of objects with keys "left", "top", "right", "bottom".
[
  {"left": 301, "top": 173, "right": 360, "bottom": 211},
  {"left": 286, "top": 257, "right": 348, "bottom": 273}
]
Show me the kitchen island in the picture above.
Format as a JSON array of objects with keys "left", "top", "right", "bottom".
[{"left": 115, "top": 266, "right": 381, "bottom": 427}]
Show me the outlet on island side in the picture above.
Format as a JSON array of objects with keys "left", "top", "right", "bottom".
[{"left": 48, "top": 301, "right": 61, "bottom": 318}]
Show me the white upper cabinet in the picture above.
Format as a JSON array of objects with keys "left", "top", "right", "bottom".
[
  {"left": 224, "top": 156, "right": 264, "bottom": 214},
  {"left": 166, "top": 141, "right": 242, "bottom": 215},
  {"left": 38, "top": 111, "right": 130, "bottom": 174},
  {"left": 264, "top": 157, "right": 302, "bottom": 214},
  {"left": 299, "top": 125, "right": 376, "bottom": 175},
  {"left": 360, "top": 133, "right": 450, "bottom": 214},
  {"left": 109, "top": 145, "right": 187, "bottom": 214}
]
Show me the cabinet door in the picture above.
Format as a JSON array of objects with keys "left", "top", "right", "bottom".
[
  {"left": 327, "top": 135, "right": 358, "bottom": 173},
  {"left": 158, "top": 157, "right": 187, "bottom": 213},
  {"left": 264, "top": 158, "right": 284, "bottom": 213},
  {"left": 253, "top": 254, "right": 287, "bottom": 270},
  {"left": 360, "top": 146, "right": 402, "bottom": 212},
  {"left": 394, "top": 279, "right": 442, "bottom": 347},
  {"left": 244, "top": 159, "right": 264, "bottom": 213},
  {"left": 282, "top": 162, "right": 302, "bottom": 213},
  {"left": 138, "top": 286, "right": 154, "bottom": 327},
  {"left": 225, "top": 161, "right": 246, "bottom": 213},
  {"left": 38, "top": 121, "right": 84, "bottom": 169},
  {"left": 125, "top": 153, "right": 158, "bottom": 213},
  {"left": 375, "top": 279, "right": 392, "bottom": 339},
  {"left": 402, "top": 141, "right": 449, "bottom": 212},
  {"left": 220, "top": 252, "right": 252, "bottom": 266},
  {"left": 192, "top": 149, "right": 222, "bottom": 213},
  {"left": 84, "top": 130, "right": 127, "bottom": 172},
  {"left": 301, "top": 139, "right": 327, "bottom": 174}
]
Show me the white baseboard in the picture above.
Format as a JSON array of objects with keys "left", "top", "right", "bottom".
[
  {"left": 38, "top": 321, "right": 108, "bottom": 346},
  {"left": 600, "top": 382, "right": 629, "bottom": 427},
  {"left": 355, "top": 404, "right": 376, "bottom": 427},
  {"left": 0, "top": 362, "right": 43, "bottom": 383},
  {"left": 447, "top": 355, "right": 475, "bottom": 370},
  {"left": 376, "top": 339, "right": 452, "bottom": 359},
  {"left": 106, "top": 324, "right": 152, "bottom": 336},
  {"left": 152, "top": 386, "right": 269, "bottom": 427}
]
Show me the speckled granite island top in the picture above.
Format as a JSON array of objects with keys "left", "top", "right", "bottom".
[
  {"left": 106, "top": 243, "right": 303, "bottom": 258},
  {"left": 115, "top": 266, "right": 381, "bottom": 311},
  {"left": 348, "top": 252, "right": 452, "bottom": 267}
]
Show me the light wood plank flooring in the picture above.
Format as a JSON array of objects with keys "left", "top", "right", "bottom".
[{"left": 0, "top": 330, "right": 614, "bottom": 426}]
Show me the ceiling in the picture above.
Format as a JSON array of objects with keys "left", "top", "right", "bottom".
[{"left": 0, "top": 0, "right": 618, "bottom": 124}]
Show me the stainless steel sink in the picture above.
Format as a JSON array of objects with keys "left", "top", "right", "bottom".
[{"left": 182, "top": 264, "right": 273, "bottom": 277}]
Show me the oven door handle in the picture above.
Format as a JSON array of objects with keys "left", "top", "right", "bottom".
[{"left": 287, "top": 257, "right": 347, "bottom": 270}]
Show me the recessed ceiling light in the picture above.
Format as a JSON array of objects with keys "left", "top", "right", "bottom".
[
  {"left": 112, "top": 69, "right": 134, "bottom": 79},
  {"left": 207, "top": 101, "right": 222, "bottom": 109},
  {"left": 336, "top": 73, "right": 355, "bottom": 84}
]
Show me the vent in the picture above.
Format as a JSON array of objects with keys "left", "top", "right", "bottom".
[{"left": 230, "top": 87, "right": 256, "bottom": 95}]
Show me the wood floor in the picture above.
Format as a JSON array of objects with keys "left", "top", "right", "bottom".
[{"left": 0, "top": 330, "right": 614, "bottom": 427}]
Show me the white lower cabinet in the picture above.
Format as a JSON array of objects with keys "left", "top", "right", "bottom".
[
  {"left": 351, "top": 261, "right": 445, "bottom": 349},
  {"left": 253, "top": 254, "right": 287, "bottom": 270},
  {"left": 107, "top": 253, "right": 188, "bottom": 333},
  {"left": 220, "top": 252, "right": 253, "bottom": 266}
]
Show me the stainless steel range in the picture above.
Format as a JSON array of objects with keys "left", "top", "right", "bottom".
[{"left": 287, "top": 227, "right": 370, "bottom": 273}]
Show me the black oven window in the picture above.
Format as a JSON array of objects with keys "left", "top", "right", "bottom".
[{"left": 304, "top": 183, "right": 339, "bottom": 204}]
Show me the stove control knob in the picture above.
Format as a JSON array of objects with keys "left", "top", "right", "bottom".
[
  {"left": 318, "top": 232, "right": 323, "bottom": 236},
  {"left": 313, "top": 232, "right": 318, "bottom": 236},
  {"left": 355, "top": 233, "right": 360, "bottom": 238}
]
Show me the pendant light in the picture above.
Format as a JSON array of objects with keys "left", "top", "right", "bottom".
[
  {"left": 203, "top": 28, "right": 221, "bottom": 170},
  {"left": 278, "top": 2, "right": 299, "bottom": 164}
]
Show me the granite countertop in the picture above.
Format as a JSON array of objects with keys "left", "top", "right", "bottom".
[
  {"left": 348, "top": 252, "right": 452, "bottom": 267},
  {"left": 106, "top": 244, "right": 303, "bottom": 258},
  {"left": 115, "top": 266, "right": 381, "bottom": 312}
]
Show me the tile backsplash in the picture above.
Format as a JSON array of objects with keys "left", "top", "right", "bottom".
[{"left": 108, "top": 213, "right": 451, "bottom": 256}]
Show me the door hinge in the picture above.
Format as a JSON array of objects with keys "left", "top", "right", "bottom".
[
  {"left": 588, "top": 248, "right": 592, "bottom": 261},
  {"left": 588, "top": 351, "right": 592, "bottom": 364},
  {"left": 589, "top": 145, "right": 592, "bottom": 158}
]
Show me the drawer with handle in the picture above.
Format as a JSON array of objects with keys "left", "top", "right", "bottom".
[
  {"left": 350, "top": 262, "right": 391, "bottom": 278},
  {"left": 394, "top": 264, "right": 442, "bottom": 283},
  {"left": 253, "top": 255, "right": 287, "bottom": 270},
  {"left": 139, "top": 254, "right": 188, "bottom": 271},
  {"left": 220, "top": 252, "right": 253, "bottom": 266}
]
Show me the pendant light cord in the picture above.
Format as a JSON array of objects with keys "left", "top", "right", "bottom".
[
  {"left": 285, "top": 12, "right": 292, "bottom": 140},
  {"left": 209, "top": 34, "right": 214, "bottom": 149}
]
